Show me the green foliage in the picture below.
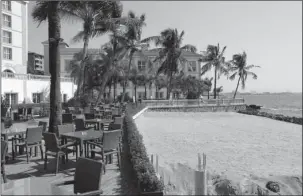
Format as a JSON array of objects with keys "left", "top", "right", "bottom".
[
  {"left": 186, "top": 91, "right": 199, "bottom": 99},
  {"left": 116, "top": 93, "right": 132, "bottom": 103},
  {"left": 1, "top": 95, "right": 9, "bottom": 118},
  {"left": 123, "top": 107, "right": 164, "bottom": 192}
]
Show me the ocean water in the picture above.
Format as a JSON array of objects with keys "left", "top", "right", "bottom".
[{"left": 236, "top": 93, "right": 302, "bottom": 117}]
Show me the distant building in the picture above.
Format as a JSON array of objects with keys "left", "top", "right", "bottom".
[
  {"left": 1, "top": 1, "right": 28, "bottom": 74},
  {"left": 42, "top": 40, "right": 202, "bottom": 99},
  {"left": 27, "top": 52, "right": 44, "bottom": 74}
]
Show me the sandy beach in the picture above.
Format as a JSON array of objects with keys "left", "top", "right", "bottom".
[{"left": 135, "top": 112, "right": 302, "bottom": 195}]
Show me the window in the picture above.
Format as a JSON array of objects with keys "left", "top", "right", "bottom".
[
  {"left": 3, "top": 30, "right": 12, "bottom": 44},
  {"left": 32, "top": 93, "right": 42, "bottom": 103},
  {"left": 63, "top": 94, "right": 67, "bottom": 103},
  {"left": 2, "top": 1, "right": 11, "bottom": 11},
  {"left": 3, "top": 14, "right": 12, "bottom": 28},
  {"left": 138, "top": 61, "right": 146, "bottom": 71},
  {"left": 188, "top": 61, "right": 197, "bottom": 72},
  {"left": 5, "top": 93, "right": 18, "bottom": 105},
  {"left": 3, "top": 47, "right": 12, "bottom": 60}
]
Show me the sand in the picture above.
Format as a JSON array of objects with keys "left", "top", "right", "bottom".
[{"left": 135, "top": 112, "right": 302, "bottom": 195}]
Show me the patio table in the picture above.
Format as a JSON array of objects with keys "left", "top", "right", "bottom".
[
  {"left": 84, "top": 119, "right": 113, "bottom": 130},
  {"left": 60, "top": 130, "right": 103, "bottom": 157},
  {"left": 1, "top": 174, "right": 69, "bottom": 195}
]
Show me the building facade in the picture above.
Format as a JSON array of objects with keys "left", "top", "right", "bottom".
[
  {"left": 1, "top": 1, "right": 28, "bottom": 74},
  {"left": 27, "top": 52, "right": 44, "bottom": 74},
  {"left": 42, "top": 40, "right": 202, "bottom": 99}
]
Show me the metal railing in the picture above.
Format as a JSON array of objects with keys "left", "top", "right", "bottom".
[
  {"left": 1, "top": 72, "right": 74, "bottom": 82},
  {"left": 142, "top": 98, "right": 245, "bottom": 107}
]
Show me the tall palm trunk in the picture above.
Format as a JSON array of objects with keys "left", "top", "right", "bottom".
[
  {"left": 213, "top": 67, "right": 217, "bottom": 99},
  {"left": 95, "top": 71, "right": 111, "bottom": 105},
  {"left": 167, "top": 72, "right": 173, "bottom": 99},
  {"left": 48, "top": 1, "right": 62, "bottom": 133},
  {"left": 121, "top": 53, "right": 134, "bottom": 103},
  {"left": 134, "top": 85, "right": 137, "bottom": 101},
  {"left": 80, "top": 35, "right": 89, "bottom": 95},
  {"left": 207, "top": 90, "right": 210, "bottom": 99},
  {"left": 108, "top": 83, "right": 112, "bottom": 102},
  {"left": 233, "top": 76, "right": 241, "bottom": 99},
  {"left": 155, "top": 85, "right": 159, "bottom": 99},
  {"left": 113, "top": 81, "right": 117, "bottom": 101},
  {"left": 144, "top": 84, "right": 147, "bottom": 99}
]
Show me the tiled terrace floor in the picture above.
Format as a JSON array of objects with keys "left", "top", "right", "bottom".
[{"left": 2, "top": 118, "right": 137, "bottom": 195}]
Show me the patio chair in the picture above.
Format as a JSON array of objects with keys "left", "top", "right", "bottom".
[
  {"left": 53, "top": 157, "right": 104, "bottom": 195},
  {"left": 87, "top": 130, "right": 122, "bottom": 173},
  {"left": 112, "top": 108, "right": 119, "bottom": 116},
  {"left": 38, "top": 121, "right": 48, "bottom": 133},
  {"left": 84, "top": 113, "right": 95, "bottom": 120},
  {"left": 43, "top": 132, "right": 76, "bottom": 174},
  {"left": 74, "top": 118, "right": 94, "bottom": 132},
  {"left": 58, "top": 124, "right": 78, "bottom": 158},
  {"left": 83, "top": 107, "right": 91, "bottom": 114},
  {"left": 13, "top": 127, "right": 44, "bottom": 163},
  {"left": 108, "top": 123, "right": 122, "bottom": 131},
  {"left": 113, "top": 116, "right": 123, "bottom": 124},
  {"left": 18, "top": 108, "right": 25, "bottom": 121},
  {"left": 1, "top": 140, "right": 8, "bottom": 183},
  {"left": 26, "top": 108, "right": 33, "bottom": 120},
  {"left": 62, "top": 113, "right": 73, "bottom": 124},
  {"left": 103, "top": 111, "right": 112, "bottom": 120}
]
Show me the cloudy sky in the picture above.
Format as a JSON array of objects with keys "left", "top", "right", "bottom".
[{"left": 28, "top": 1, "right": 302, "bottom": 93}]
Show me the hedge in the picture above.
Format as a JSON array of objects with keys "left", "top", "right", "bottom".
[
  {"left": 238, "top": 109, "right": 302, "bottom": 125},
  {"left": 123, "top": 105, "right": 164, "bottom": 193}
]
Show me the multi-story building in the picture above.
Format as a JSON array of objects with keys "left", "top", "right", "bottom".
[
  {"left": 27, "top": 52, "right": 44, "bottom": 74},
  {"left": 1, "top": 1, "right": 28, "bottom": 74},
  {"left": 42, "top": 40, "right": 202, "bottom": 99}
]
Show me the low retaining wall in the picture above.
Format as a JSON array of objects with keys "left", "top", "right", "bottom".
[
  {"left": 238, "top": 110, "right": 302, "bottom": 125},
  {"left": 148, "top": 104, "right": 246, "bottom": 112}
]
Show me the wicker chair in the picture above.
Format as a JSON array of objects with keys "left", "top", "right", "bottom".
[
  {"left": 1, "top": 140, "right": 8, "bottom": 183},
  {"left": 38, "top": 121, "right": 48, "bottom": 133},
  {"left": 62, "top": 113, "right": 73, "bottom": 124},
  {"left": 43, "top": 132, "right": 76, "bottom": 174},
  {"left": 53, "top": 157, "right": 104, "bottom": 195},
  {"left": 74, "top": 119, "right": 94, "bottom": 132},
  {"left": 87, "top": 130, "right": 122, "bottom": 173},
  {"left": 57, "top": 124, "right": 78, "bottom": 159},
  {"left": 13, "top": 127, "right": 44, "bottom": 162}
]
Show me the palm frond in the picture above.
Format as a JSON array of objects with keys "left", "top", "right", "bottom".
[
  {"left": 201, "top": 62, "right": 212, "bottom": 75},
  {"left": 229, "top": 72, "right": 238, "bottom": 81},
  {"left": 71, "top": 31, "right": 86, "bottom": 43}
]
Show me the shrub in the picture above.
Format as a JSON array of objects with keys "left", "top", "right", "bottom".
[
  {"left": 116, "top": 93, "right": 132, "bottom": 103},
  {"left": 123, "top": 107, "right": 163, "bottom": 193}
]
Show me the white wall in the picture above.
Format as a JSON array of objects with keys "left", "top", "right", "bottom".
[{"left": 1, "top": 77, "right": 77, "bottom": 103}]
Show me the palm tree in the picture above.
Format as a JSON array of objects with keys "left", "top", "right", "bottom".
[
  {"left": 117, "top": 11, "right": 146, "bottom": 103},
  {"left": 60, "top": 1, "right": 141, "bottom": 97},
  {"left": 202, "top": 77, "right": 213, "bottom": 99},
  {"left": 128, "top": 68, "right": 141, "bottom": 102},
  {"left": 214, "top": 86, "right": 223, "bottom": 99},
  {"left": 141, "top": 28, "right": 197, "bottom": 99},
  {"left": 32, "top": 1, "right": 62, "bottom": 133},
  {"left": 228, "top": 52, "right": 260, "bottom": 98},
  {"left": 199, "top": 44, "right": 228, "bottom": 99},
  {"left": 67, "top": 51, "right": 97, "bottom": 96},
  {"left": 154, "top": 76, "right": 167, "bottom": 99},
  {"left": 95, "top": 41, "right": 126, "bottom": 104}
]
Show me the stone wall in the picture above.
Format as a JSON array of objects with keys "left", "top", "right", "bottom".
[{"left": 237, "top": 110, "right": 302, "bottom": 125}]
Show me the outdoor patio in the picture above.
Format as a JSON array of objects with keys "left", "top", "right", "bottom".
[{"left": 1, "top": 104, "right": 137, "bottom": 195}]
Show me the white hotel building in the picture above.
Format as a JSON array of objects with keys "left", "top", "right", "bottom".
[
  {"left": 1, "top": 0, "right": 28, "bottom": 74},
  {"left": 1, "top": 1, "right": 76, "bottom": 105}
]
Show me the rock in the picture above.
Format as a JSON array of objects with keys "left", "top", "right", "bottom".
[{"left": 265, "top": 181, "right": 280, "bottom": 193}]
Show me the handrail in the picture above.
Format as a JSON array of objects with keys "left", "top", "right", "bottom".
[
  {"left": 142, "top": 98, "right": 245, "bottom": 106},
  {"left": 1, "top": 72, "right": 74, "bottom": 82}
]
